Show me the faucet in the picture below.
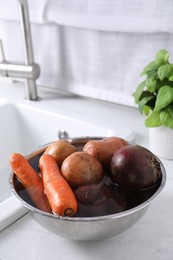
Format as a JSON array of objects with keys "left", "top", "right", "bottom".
[{"left": 0, "top": 0, "right": 40, "bottom": 100}]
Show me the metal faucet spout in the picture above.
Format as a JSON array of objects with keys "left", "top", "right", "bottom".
[
  {"left": 0, "top": 0, "right": 40, "bottom": 100},
  {"left": 18, "top": 0, "right": 34, "bottom": 65},
  {"left": 18, "top": 0, "right": 39, "bottom": 100}
]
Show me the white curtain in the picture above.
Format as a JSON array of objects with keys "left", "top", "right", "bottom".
[{"left": 0, "top": 0, "right": 173, "bottom": 106}]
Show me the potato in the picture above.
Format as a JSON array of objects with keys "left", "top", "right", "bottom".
[
  {"left": 61, "top": 151, "right": 104, "bottom": 188},
  {"left": 44, "top": 140, "right": 76, "bottom": 167},
  {"left": 83, "top": 137, "right": 128, "bottom": 168}
]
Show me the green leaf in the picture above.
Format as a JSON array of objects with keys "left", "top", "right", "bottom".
[
  {"left": 160, "top": 109, "right": 173, "bottom": 128},
  {"left": 167, "top": 104, "right": 173, "bottom": 117},
  {"left": 156, "top": 49, "right": 169, "bottom": 64},
  {"left": 140, "top": 61, "right": 160, "bottom": 76},
  {"left": 169, "top": 75, "right": 173, "bottom": 81},
  {"left": 154, "top": 85, "right": 173, "bottom": 111},
  {"left": 146, "top": 70, "right": 158, "bottom": 78},
  {"left": 145, "top": 78, "right": 157, "bottom": 93},
  {"left": 156, "top": 78, "right": 173, "bottom": 91},
  {"left": 138, "top": 95, "right": 155, "bottom": 113},
  {"left": 145, "top": 111, "right": 162, "bottom": 127},
  {"left": 132, "top": 81, "right": 145, "bottom": 103},
  {"left": 143, "top": 105, "right": 151, "bottom": 116},
  {"left": 158, "top": 64, "right": 172, "bottom": 81}
]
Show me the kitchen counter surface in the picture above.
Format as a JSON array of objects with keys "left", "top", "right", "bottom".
[{"left": 0, "top": 79, "right": 172, "bottom": 260}]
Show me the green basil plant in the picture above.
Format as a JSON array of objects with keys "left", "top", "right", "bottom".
[{"left": 133, "top": 49, "right": 173, "bottom": 129}]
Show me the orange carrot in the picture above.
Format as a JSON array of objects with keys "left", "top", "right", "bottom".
[
  {"left": 9, "top": 153, "right": 51, "bottom": 213},
  {"left": 39, "top": 154, "right": 78, "bottom": 216}
]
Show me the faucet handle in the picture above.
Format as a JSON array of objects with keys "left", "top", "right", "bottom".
[{"left": 0, "top": 40, "right": 5, "bottom": 62}]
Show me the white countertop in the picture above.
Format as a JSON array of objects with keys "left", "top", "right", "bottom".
[{"left": 0, "top": 79, "right": 173, "bottom": 260}]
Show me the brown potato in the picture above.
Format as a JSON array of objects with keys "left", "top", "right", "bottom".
[
  {"left": 44, "top": 140, "right": 76, "bottom": 167},
  {"left": 61, "top": 151, "right": 104, "bottom": 188},
  {"left": 83, "top": 137, "right": 129, "bottom": 168}
]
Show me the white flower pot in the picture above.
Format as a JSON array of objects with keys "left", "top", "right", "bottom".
[{"left": 149, "top": 126, "right": 173, "bottom": 160}]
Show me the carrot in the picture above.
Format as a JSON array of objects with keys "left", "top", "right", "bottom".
[
  {"left": 39, "top": 154, "right": 78, "bottom": 217},
  {"left": 9, "top": 153, "right": 51, "bottom": 213}
]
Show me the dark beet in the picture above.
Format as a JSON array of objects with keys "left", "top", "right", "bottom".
[
  {"left": 110, "top": 144, "right": 162, "bottom": 191},
  {"left": 74, "top": 183, "right": 127, "bottom": 217}
]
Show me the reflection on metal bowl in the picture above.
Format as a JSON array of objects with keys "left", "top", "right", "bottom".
[{"left": 9, "top": 137, "right": 166, "bottom": 241}]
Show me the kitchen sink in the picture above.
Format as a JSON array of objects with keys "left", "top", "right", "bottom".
[
  {"left": 0, "top": 102, "right": 123, "bottom": 203},
  {"left": 0, "top": 99, "right": 135, "bottom": 231}
]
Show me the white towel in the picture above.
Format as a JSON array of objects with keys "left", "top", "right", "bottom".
[
  {"left": 0, "top": 0, "right": 173, "bottom": 106},
  {"left": 1, "top": 0, "right": 173, "bottom": 33}
]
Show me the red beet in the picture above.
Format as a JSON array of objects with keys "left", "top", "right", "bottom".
[
  {"left": 110, "top": 144, "right": 162, "bottom": 191},
  {"left": 74, "top": 183, "right": 127, "bottom": 217}
]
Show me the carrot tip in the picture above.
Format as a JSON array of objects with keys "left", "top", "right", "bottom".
[{"left": 64, "top": 208, "right": 75, "bottom": 217}]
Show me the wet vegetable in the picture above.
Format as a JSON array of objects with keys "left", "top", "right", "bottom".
[
  {"left": 83, "top": 137, "right": 128, "bottom": 168},
  {"left": 110, "top": 144, "right": 162, "bottom": 190},
  {"left": 74, "top": 183, "right": 127, "bottom": 217},
  {"left": 44, "top": 139, "right": 76, "bottom": 167},
  {"left": 61, "top": 151, "right": 104, "bottom": 188},
  {"left": 40, "top": 154, "right": 77, "bottom": 216}
]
